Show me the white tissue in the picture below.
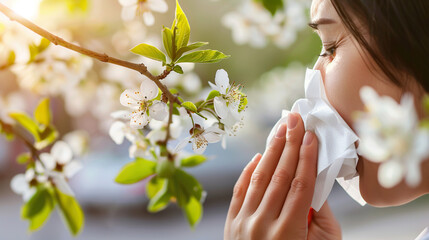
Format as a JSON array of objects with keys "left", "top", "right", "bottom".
[{"left": 266, "top": 68, "right": 366, "bottom": 211}]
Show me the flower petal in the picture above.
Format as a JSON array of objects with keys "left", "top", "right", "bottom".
[
  {"left": 121, "top": 5, "right": 137, "bottom": 21},
  {"left": 149, "top": 101, "right": 168, "bottom": 121},
  {"left": 148, "top": 0, "right": 168, "bottom": 13},
  {"left": 109, "top": 121, "right": 126, "bottom": 144},
  {"left": 192, "top": 138, "right": 208, "bottom": 154},
  {"left": 143, "top": 11, "right": 155, "bottom": 26},
  {"left": 203, "top": 131, "right": 223, "bottom": 143},
  {"left": 130, "top": 112, "right": 149, "bottom": 128},
  {"left": 140, "top": 79, "right": 159, "bottom": 100},
  {"left": 174, "top": 136, "right": 191, "bottom": 153},
  {"left": 120, "top": 88, "right": 143, "bottom": 107},
  {"left": 40, "top": 153, "right": 56, "bottom": 170},
  {"left": 214, "top": 97, "right": 228, "bottom": 119},
  {"left": 110, "top": 110, "right": 131, "bottom": 120},
  {"left": 63, "top": 161, "right": 83, "bottom": 178},
  {"left": 208, "top": 81, "right": 220, "bottom": 92},
  {"left": 378, "top": 160, "right": 403, "bottom": 188},
  {"left": 23, "top": 187, "right": 37, "bottom": 202},
  {"left": 51, "top": 141, "right": 73, "bottom": 165},
  {"left": 52, "top": 173, "right": 75, "bottom": 196},
  {"left": 214, "top": 69, "right": 230, "bottom": 94},
  {"left": 119, "top": 0, "right": 137, "bottom": 7},
  {"left": 10, "top": 174, "right": 28, "bottom": 195}
]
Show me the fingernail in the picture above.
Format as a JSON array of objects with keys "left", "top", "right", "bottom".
[
  {"left": 287, "top": 113, "right": 298, "bottom": 130},
  {"left": 303, "top": 131, "right": 314, "bottom": 145},
  {"left": 275, "top": 124, "right": 287, "bottom": 138}
]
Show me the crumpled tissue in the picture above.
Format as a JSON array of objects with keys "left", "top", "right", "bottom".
[{"left": 266, "top": 68, "right": 366, "bottom": 211}]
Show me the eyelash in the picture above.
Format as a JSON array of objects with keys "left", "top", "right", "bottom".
[{"left": 319, "top": 43, "right": 338, "bottom": 59}]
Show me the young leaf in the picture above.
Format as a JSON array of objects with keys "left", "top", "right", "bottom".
[
  {"left": 423, "top": 94, "right": 429, "bottom": 115},
  {"left": 173, "top": 65, "right": 183, "bottom": 74},
  {"left": 9, "top": 112, "right": 40, "bottom": 141},
  {"left": 146, "top": 176, "right": 165, "bottom": 199},
  {"left": 115, "top": 158, "right": 157, "bottom": 184},
  {"left": 162, "top": 27, "right": 174, "bottom": 60},
  {"left": 182, "top": 101, "right": 198, "bottom": 112},
  {"left": 147, "top": 179, "right": 171, "bottom": 213},
  {"left": 256, "top": 0, "right": 284, "bottom": 16},
  {"left": 34, "top": 98, "right": 51, "bottom": 127},
  {"left": 130, "top": 43, "right": 167, "bottom": 63},
  {"left": 172, "top": 0, "right": 190, "bottom": 49},
  {"left": 21, "top": 187, "right": 55, "bottom": 231},
  {"left": 176, "top": 42, "right": 208, "bottom": 59},
  {"left": 17, "top": 152, "right": 31, "bottom": 164},
  {"left": 177, "top": 50, "right": 230, "bottom": 63},
  {"left": 156, "top": 160, "right": 176, "bottom": 178},
  {"left": 174, "top": 169, "right": 203, "bottom": 201},
  {"left": 181, "top": 155, "right": 207, "bottom": 167},
  {"left": 0, "top": 120, "right": 14, "bottom": 140},
  {"left": 35, "top": 126, "right": 58, "bottom": 150},
  {"left": 54, "top": 189, "right": 84, "bottom": 236},
  {"left": 183, "top": 196, "right": 202, "bottom": 228},
  {"left": 206, "top": 90, "right": 221, "bottom": 101}
]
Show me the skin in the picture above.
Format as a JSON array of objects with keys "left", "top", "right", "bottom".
[{"left": 224, "top": 0, "right": 429, "bottom": 238}]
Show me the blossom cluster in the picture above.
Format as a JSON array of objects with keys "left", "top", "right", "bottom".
[
  {"left": 222, "top": 0, "right": 309, "bottom": 48},
  {"left": 355, "top": 86, "right": 429, "bottom": 188}
]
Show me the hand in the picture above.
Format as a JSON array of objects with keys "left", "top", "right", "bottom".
[{"left": 224, "top": 113, "right": 341, "bottom": 240}]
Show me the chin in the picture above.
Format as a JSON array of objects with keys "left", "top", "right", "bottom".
[{"left": 357, "top": 158, "right": 424, "bottom": 207}]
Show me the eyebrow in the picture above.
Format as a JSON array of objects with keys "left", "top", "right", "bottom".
[{"left": 308, "top": 18, "right": 337, "bottom": 30}]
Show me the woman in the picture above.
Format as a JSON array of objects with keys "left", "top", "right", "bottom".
[{"left": 224, "top": 0, "right": 429, "bottom": 239}]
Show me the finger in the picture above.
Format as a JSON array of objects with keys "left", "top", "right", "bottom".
[
  {"left": 257, "top": 113, "right": 305, "bottom": 218},
  {"left": 280, "top": 131, "right": 318, "bottom": 224},
  {"left": 227, "top": 153, "right": 262, "bottom": 219},
  {"left": 240, "top": 123, "right": 287, "bottom": 214}
]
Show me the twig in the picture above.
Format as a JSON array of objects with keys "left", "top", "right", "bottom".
[{"left": 0, "top": 2, "right": 181, "bottom": 105}]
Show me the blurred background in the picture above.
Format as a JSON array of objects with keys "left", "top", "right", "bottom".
[{"left": 0, "top": 0, "right": 428, "bottom": 239}]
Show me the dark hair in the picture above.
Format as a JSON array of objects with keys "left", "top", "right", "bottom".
[{"left": 330, "top": 0, "right": 429, "bottom": 92}]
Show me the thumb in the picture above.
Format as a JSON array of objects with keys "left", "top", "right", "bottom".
[{"left": 308, "top": 202, "right": 342, "bottom": 239}]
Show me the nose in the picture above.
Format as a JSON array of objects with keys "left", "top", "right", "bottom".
[{"left": 313, "top": 56, "right": 326, "bottom": 81}]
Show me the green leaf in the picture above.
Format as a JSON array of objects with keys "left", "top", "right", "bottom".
[
  {"left": 146, "top": 176, "right": 165, "bottom": 199},
  {"left": 257, "top": 0, "right": 284, "bottom": 15},
  {"left": 177, "top": 50, "right": 230, "bottom": 63},
  {"left": 9, "top": 112, "right": 40, "bottom": 141},
  {"left": 206, "top": 90, "right": 221, "bottom": 101},
  {"left": 130, "top": 43, "right": 167, "bottom": 63},
  {"left": 17, "top": 152, "right": 31, "bottom": 164},
  {"left": 174, "top": 169, "right": 203, "bottom": 201},
  {"left": 162, "top": 27, "right": 174, "bottom": 60},
  {"left": 173, "top": 65, "right": 183, "bottom": 74},
  {"left": 0, "top": 120, "right": 14, "bottom": 140},
  {"left": 21, "top": 187, "right": 55, "bottom": 231},
  {"left": 54, "top": 189, "right": 84, "bottom": 236},
  {"left": 38, "top": 38, "right": 51, "bottom": 53},
  {"left": 182, "top": 101, "right": 198, "bottom": 112},
  {"left": 172, "top": 0, "right": 190, "bottom": 49},
  {"left": 176, "top": 42, "right": 208, "bottom": 59},
  {"left": 35, "top": 126, "right": 59, "bottom": 150},
  {"left": 156, "top": 160, "right": 176, "bottom": 178},
  {"left": 420, "top": 119, "right": 429, "bottom": 129},
  {"left": 34, "top": 98, "right": 51, "bottom": 127},
  {"left": 147, "top": 179, "right": 171, "bottom": 213},
  {"left": 183, "top": 196, "right": 202, "bottom": 228},
  {"left": 181, "top": 155, "right": 207, "bottom": 167},
  {"left": 115, "top": 158, "right": 157, "bottom": 184}
]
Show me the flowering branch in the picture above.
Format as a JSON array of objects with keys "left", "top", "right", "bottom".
[{"left": 0, "top": 2, "right": 181, "bottom": 105}]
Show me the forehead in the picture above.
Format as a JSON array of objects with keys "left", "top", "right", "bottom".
[{"left": 310, "top": 0, "right": 338, "bottom": 21}]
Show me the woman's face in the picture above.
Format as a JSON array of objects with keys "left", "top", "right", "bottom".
[{"left": 310, "top": 0, "right": 429, "bottom": 206}]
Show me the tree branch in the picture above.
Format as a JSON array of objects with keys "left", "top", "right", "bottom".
[{"left": 0, "top": 2, "right": 181, "bottom": 105}]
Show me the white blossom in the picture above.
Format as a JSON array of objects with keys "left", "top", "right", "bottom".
[
  {"left": 119, "top": 0, "right": 168, "bottom": 26},
  {"left": 209, "top": 69, "right": 243, "bottom": 121},
  {"left": 36, "top": 141, "right": 82, "bottom": 196},
  {"left": 174, "top": 124, "right": 224, "bottom": 154},
  {"left": 119, "top": 79, "right": 168, "bottom": 129},
  {"left": 0, "top": 92, "right": 26, "bottom": 124},
  {"left": 355, "top": 86, "right": 429, "bottom": 188},
  {"left": 10, "top": 168, "right": 40, "bottom": 201}
]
